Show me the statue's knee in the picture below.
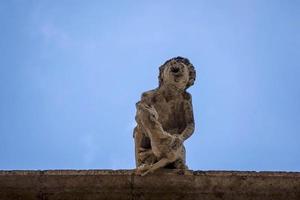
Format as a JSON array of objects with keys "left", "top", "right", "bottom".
[{"left": 173, "top": 159, "right": 188, "bottom": 169}]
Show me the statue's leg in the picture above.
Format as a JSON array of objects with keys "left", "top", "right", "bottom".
[
  {"left": 172, "top": 146, "right": 188, "bottom": 169},
  {"left": 133, "top": 127, "right": 143, "bottom": 167},
  {"left": 141, "top": 158, "right": 170, "bottom": 176},
  {"left": 134, "top": 126, "right": 156, "bottom": 167}
]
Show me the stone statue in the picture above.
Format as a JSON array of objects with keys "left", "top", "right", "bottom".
[{"left": 134, "top": 57, "right": 196, "bottom": 176}]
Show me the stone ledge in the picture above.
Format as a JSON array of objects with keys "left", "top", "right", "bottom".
[{"left": 0, "top": 170, "right": 299, "bottom": 200}]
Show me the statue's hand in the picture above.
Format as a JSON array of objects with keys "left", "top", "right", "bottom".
[
  {"left": 172, "top": 135, "right": 184, "bottom": 149},
  {"left": 137, "top": 103, "right": 159, "bottom": 122}
]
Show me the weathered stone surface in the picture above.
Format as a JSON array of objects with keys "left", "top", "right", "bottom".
[
  {"left": 0, "top": 170, "right": 299, "bottom": 200},
  {"left": 134, "top": 57, "right": 196, "bottom": 175}
]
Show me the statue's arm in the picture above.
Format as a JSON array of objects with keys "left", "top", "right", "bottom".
[{"left": 180, "top": 93, "right": 195, "bottom": 141}]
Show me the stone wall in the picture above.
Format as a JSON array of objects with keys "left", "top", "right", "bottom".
[{"left": 0, "top": 170, "right": 299, "bottom": 200}]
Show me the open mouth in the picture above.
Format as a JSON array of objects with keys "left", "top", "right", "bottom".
[{"left": 170, "top": 66, "right": 180, "bottom": 74}]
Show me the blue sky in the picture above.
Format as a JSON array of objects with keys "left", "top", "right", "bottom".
[{"left": 0, "top": 0, "right": 299, "bottom": 171}]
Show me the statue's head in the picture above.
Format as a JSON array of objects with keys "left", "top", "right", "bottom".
[{"left": 158, "top": 57, "right": 196, "bottom": 90}]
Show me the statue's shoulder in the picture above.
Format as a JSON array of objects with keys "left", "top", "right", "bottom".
[{"left": 141, "top": 89, "right": 159, "bottom": 100}]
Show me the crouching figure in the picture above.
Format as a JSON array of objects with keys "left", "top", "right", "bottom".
[{"left": 133, "top": 57, "right": 196, "bottom": 176}]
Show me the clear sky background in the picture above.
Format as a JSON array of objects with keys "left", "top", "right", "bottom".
[{"left": 0, "top": 0, "right": 299, "bottom": 171}]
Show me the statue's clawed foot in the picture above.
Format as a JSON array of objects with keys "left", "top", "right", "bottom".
[
  {"left": 135, "top": 164, "right": 151, "bottom": 176},
  {"left": 141, "top": 158, "right": 170, "bottom": 176}
]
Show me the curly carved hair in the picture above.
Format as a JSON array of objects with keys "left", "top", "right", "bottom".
[{"left": 158, "top": 56, "right": 196, "bottom": 89}]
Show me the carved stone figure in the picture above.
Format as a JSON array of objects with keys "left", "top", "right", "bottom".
[{"left": 133, "top": 57, "right": 196, "bottom": 176}]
